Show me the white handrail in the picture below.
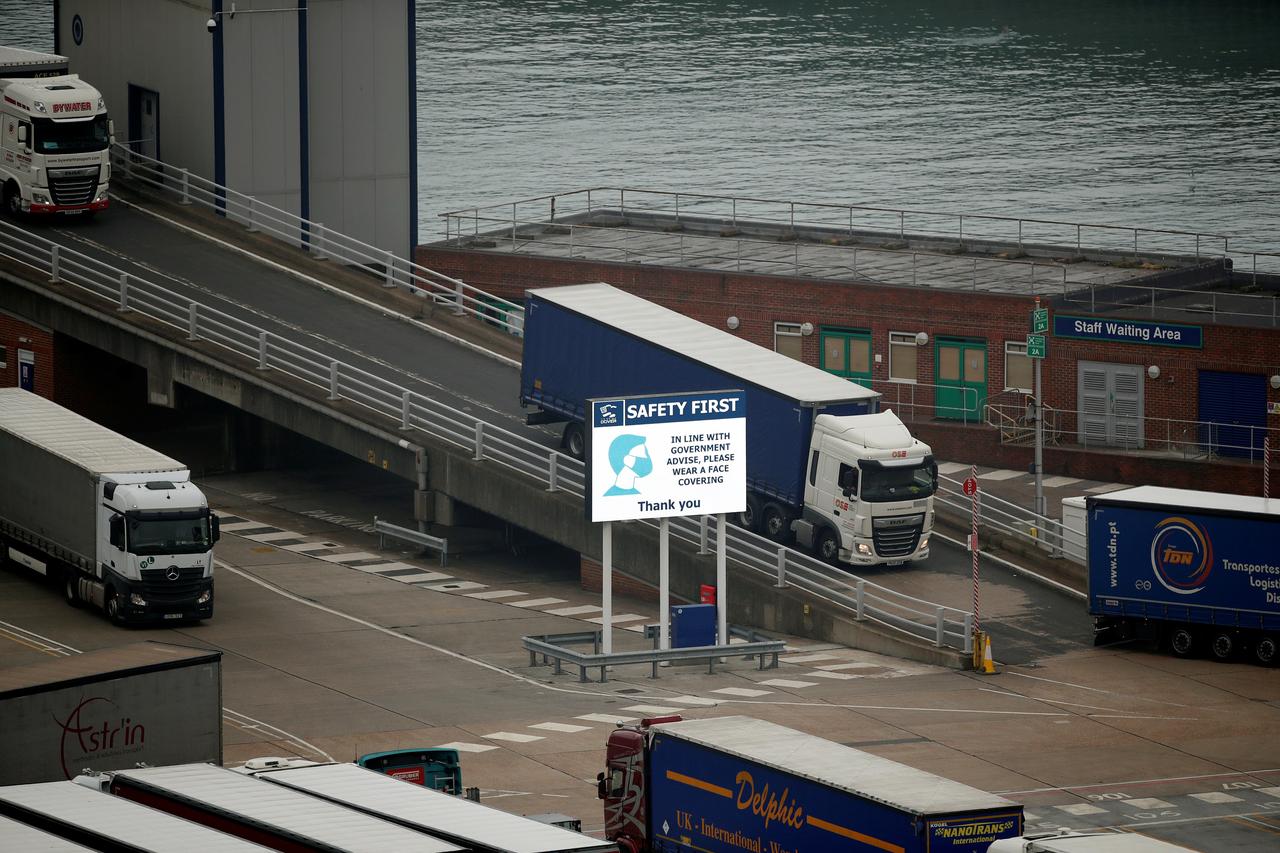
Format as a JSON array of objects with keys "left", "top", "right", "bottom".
[{"left": 0, "top": 219, "right": 974, "bottom": 653}]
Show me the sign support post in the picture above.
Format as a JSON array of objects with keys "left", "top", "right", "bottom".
[
  {"left": 717, "top": 514, "right": 728, "bottom": 645},
  {"left": 659, "top": 517, "right": 670, "bottom": 650},
  {"left": 601, "top": 521, "right": 613, "bottom": 655},
  {"left": 1030, "top": 298, "right": 1048, "bottom": 519}
]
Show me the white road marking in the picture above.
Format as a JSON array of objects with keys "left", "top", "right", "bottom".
[
  {"left": 1056, "top": 803, "right": 1108, "bottom": 816},
  {"left": 545, "top": 605, "right": 604, "bottom": 616},
  {"left": 465, "top": 589, "right": 528, "bottom": 600},
  {"left": 510, "top": 597, "right": 569, "bottom": 608},
  {"left": 622, "top": 705, "right": 686, "bottom": 715},
  {"left": 758, "top": 679, "right": 819, "bottom": 688},
  {"left": 528, "top": 722, "right": 593, "bottom": 733},
  {"left": 423, "top": 581, "right": 487, "bottom": 592},
  {"left": 244, "top": 530, "right": 303, "bottom": 542},
  {"left": 815, "top": 662, "right": 885, "bottom": 671},
  {"left": 1257, "top": 787, "right": 1280, "bottom": 798},
  {"left": 280, "top": 541, "right": 338, "bottom": 552},
  {"left": 576, "top": 714, "right": 638, "bottom": 724},
  {"left": 393, "top": 570, "right": 450, "bottom": 582},
  {"left": 1188, "top": 792, "right": 1241, "bottom": 804},
  {"left": 586, "top": 614, "right": 647, "bottom": 624},
  {"left": 807, "top": 671, "right": 860, "bottom": 680},
  {"left": 483, "top": 731, "right": 545, "bottom": 743},
  {"left": 999, "top": 773, "right": 1280, "bottom": 796},
  {"left": 937, "top": 462, "right": 970, "bottom": 475},
  {"left": 438, "top": 741, "right": 499, "bottom": 753},
  {"left": 977, "top": 468, "right": 1025, "bottom": 481},
  {"left": 711, "top": 687, "right": 772, "bottom": 698},
  {"left": 1121, "top": 798, "right": 1174, "bottom": 810},
  {"left": 1007, "top": 671, "right": 1188, "bottom": 706},
  {"left": 1040, "top": 476, "right": 1083, "bottom": 488},
  {"left": 355, "top": 561, "right": 417, "bottom": 572},
  {"left": 664, "top": 695, "right": 720, "bottom": 706},
  {"left": 316, "top": 551, "right": 380, "bottom": 563},
  {"left": 221, "top": 521, "right": 273, "bottom": 531}
]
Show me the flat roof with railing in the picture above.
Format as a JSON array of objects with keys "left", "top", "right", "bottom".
[{"left": 432, "top": 188, "right": 1280, "bottom": 328}]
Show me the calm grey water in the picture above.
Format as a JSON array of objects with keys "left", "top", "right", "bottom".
[{"left": 6, "top": 1, "right": 1279, "bottom": 249}]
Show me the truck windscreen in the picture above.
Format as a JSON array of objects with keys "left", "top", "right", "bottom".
[
  {"left": 33, "top": 115, "right": 110, "bottom": 154},
  {"left": 128, "top": 513, "right": 212, "bottom": 555},
  {"left": 860, "top": 461, "right": 937, "bottom": 502}
]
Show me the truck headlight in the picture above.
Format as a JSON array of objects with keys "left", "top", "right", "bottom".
[
  {"left": 856, "top": 542, "right": 872, "bottom": 556},
  {"left": 94, "top": 188, "right": 108, "bottom": 202},
  {"left": 197, "top": 589, "right": 212, "bottom": 605},
  {"left": 32, "top": 192, "right": 49, "bottom": 204},
  {"left": 130, "top": 592, "right": 147, "bottom": 606},
  {"left": 918, "top": 536, "right": 929, "bottom": 551}
]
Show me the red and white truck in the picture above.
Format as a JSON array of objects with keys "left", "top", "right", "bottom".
[{"left": 0, "top": 46, "right": 111, "bottom": 217}]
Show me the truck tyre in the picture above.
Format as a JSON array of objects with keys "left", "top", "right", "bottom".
[
  {"left": 738, "top": 494, "right": 762, "bottom": 532},
  {"left": 761, "top": 502, "right": 791, "bottom": 543},
  {"left": 562, "top": 422, "right": 586, "bottom": 460},
  {"left": 63, "top": 571, "right": 80, "bottom": 607},
  {"left": 1253, "top": 635, "right": 1277, "bottom": 667},
  {"left": 1168, "top": 626, "right": 1196, "bottom": 658},
  {"left": 105, "top": 589, "right": 124, "bottom": 625},
  {"left": 3, "top": 182, "right": 22, "bottom": 219},
  {"left": 1209, "top": 630, "right": 1236, "bottom": 661},
  {"left": 815, "top": 527, "right": 840, "bottom": 564}
]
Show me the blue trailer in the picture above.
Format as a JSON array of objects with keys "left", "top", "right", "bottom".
[
  {"left": 521, "top": 283, "right": 938, "bottom": 566},
  {"left": 1087, "top": 486, "right": 1280, "bottom": 664},
  {"left": 599, "top": 715, "right": 1022, "bottom": 853}
]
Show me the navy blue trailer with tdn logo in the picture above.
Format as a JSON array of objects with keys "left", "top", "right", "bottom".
[{"left": 1087, "top": 486, "right": 1280, "bottom": 664}]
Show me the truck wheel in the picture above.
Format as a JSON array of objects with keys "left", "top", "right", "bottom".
[
  {"left": 1209, "top": 631, "right": 1236, "bottom": 661},
  {"left": 63, "top": 572, "right": 80, "bottom": 608},
  {"left": 761, "top": 503, "right": 791, "bottom": 543},
  {"left": 562, "top": 422, "right": 586, "bottom": 459},
  {"left": 737, "top": 495, "right": 762, "bottom": 532},
  {"left": 3, "top": 182, "right": 22, "bottom": 219},
  {"left": 815, "top": 528, "right": 840, "bottom": 564},
  {"left": 1168, "top": 626, "right": 1196, "bottom": 658},
  {"left": 105, "top": 590, "right": 124, "bottom": 625},
  {"left": 1253, "top": 635, "right": 1277, "bottom": 667}
]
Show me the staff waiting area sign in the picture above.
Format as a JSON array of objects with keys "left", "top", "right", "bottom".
[{"left": 588, "top": 391, "right": 747, "bottom": 523}]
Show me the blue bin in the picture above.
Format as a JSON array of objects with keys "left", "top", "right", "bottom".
[{"left": 671, "top": 603, "right": 717, "bottom": 648}]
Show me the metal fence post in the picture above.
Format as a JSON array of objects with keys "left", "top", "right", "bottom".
[
  {"left": 912, "top": 253, "right": 917, "bottom": 287},
  {"left": 935, "top": 606, "right": 945, "bottom": 647},
  {"left": 328, "top": 361, "right": 340, "bottom": 399},
  {"left": 400, "top": 391, "right": 411, "bottom": 430},
  {"left": 775, "top": 548, "right": 787, "bottom": 588},
  {"left": 699, "top": 516, "right": 709, "bottom": 554},
  {"left": 963, "top": 613, "right": 974, "bottom": 655},
  {"left": 247, "top": 198, "right": 259, "bottom": 233},
  {"left": 474, "top": 422, "right": 484, "bottom": 461},
  {"left": 257, "top": 332, "right": 268, "bottom": 370},
  {"left": 855, "top": 579, "right": 865, "bottom": 619},
  {"left": 454, "top": 280, "right": 466, "bottom": 316},
  {"left": 180, "top": 168, "right": 191, "bottom": 205},
  {"left": 187, "top": 303, "right": 199, "bottom": 340},
  {"left": 385, "top": 251, "right": 396, "bottom": 288},
  {"left": 118, "top": 273, "right": 129, "bottom": 311},
  {"left": 547, "top": 452, "right": 558, "bottom": 492},
  {"left": 312, "top": 223, "right": 327, "bottom": 260},
  {"left": 50, "top": 245, "right": 60, "bottom": 282}
]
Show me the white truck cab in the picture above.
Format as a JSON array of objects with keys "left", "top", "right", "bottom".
[
  {"left": 795, "top": 410, "right": 935, "bottom": 565},
  {"left": 1, "top": 48, "right": 111, "bottom": 217}
]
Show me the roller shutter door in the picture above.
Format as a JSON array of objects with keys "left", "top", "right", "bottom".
[{"left": 1198, "top": 370, "right": 1266, "bottom": 460}]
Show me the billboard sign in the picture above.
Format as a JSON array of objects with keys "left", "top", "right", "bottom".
[{"left": 588, "top": 391, "right": 746, "bottom": 523}]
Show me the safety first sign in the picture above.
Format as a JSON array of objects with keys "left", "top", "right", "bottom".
[{"left": 587, "top": 391, "right": 746, "bottom": 523}]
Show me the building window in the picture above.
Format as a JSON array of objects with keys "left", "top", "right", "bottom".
[
  {"left": 0, "top": 344, "right": 6, "bottom": 369},
  {"left": 888, "top": 332, "right": 918, "bottom": 383},
  {"left": 820, "top": 328, "right": 872, "bottom": 387},
  {"left": 774, "top": 322, "right": 804, "bottom": 361},
  {"left": 1005, "top": 340, "right": 1033, "bottom": 393}
]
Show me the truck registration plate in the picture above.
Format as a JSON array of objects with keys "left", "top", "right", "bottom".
[{"left": 164, "top": 613, "right": 183, "bottom": 620}]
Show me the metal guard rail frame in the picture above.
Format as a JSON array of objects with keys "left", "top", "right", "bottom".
[
  {"left": 0, "top": 219, "right": 973, "bottom": 654},
  {"left": 108, "top": 145, "right": 525, "bottom": 337},
  {"left": 523, "top": 631, "right": 785, "bottom": 683}
]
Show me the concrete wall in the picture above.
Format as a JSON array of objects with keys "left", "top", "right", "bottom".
[
  {"left": 57, "top": 0, "right": 215, "bottom": 176},
  {"left": 56, "top": 0, "right": 413, "bottom": 262}
]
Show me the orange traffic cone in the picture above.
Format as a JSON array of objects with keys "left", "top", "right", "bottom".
[{"left": 981, "top": 634, "right": 996, "bottom": 674}]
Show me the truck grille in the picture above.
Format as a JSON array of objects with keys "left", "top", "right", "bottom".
[
  {"left": 140, "top": 565, "right": 206, "bottom": 602},
  {"left": 872, "top": 515, "right": 924, "bottom": 557},
  {"left": 48, "top": 165, "right": 100, "bottom": 206}
]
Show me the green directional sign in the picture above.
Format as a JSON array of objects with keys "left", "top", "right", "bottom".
[
  {"left": 1032, "top": 308, "right": 1049, "bottom": 334},
  {"left": 1027, "top": 333, "right": 1046, "bottom": 359}
]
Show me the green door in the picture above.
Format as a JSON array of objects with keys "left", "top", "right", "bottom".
[
  {"left": 820, "top": 328, "right": 872, "bottom": 388},
  {"left": 935, "top": 338, "right": 987, "bottom": 422}
]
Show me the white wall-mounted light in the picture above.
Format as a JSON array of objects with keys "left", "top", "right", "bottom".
[
  {"left": 1271, "top": 374, "right": 1280, "bottom": 390},
  {"left": 726, "top": 316, "right": 740, "bottom": 330},
  {"left": 915, "top": 331, "right": 929, "bottom": 346},
  {"left": 800, "top": 322, "right": 814, "bottom": 336},
  {"left": 1147, "top": 365, "right": 1161, "bottom": 380}
]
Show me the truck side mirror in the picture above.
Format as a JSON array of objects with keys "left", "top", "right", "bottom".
[
  {"left": 596, "top": 771, "right": 606, "bottom": 800},
  {"left": 211, "top": 514, "right": 221, "bottom": 543},
  {"left": 16, "top": 125, "right": 27, "bottom": 144},
  {"left": 109, "top": 515, "right": 123, "bottom": 549},
  {"left": 108, "top": 119, "right": 115, "bottom": 145}
]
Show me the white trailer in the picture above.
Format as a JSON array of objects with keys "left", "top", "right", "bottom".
[
  {"left": 0, "top": 388, "right": 219, "bottom": 624},
  {"left": 0, "top": 46, "right": 112, "bottom": 217}
]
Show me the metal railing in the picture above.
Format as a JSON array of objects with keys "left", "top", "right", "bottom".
[
  {"left": 440, "top": 186, "right": 1280, "bottom": 266},
  {"left": 523, "top": 630, "right": 785, "bottom": 683},
  {"left": 373, "top": 516, "right": 448, "bottom": 567},
  {"left": 109, "top": 145, "right": 525, "bottom": 336},
  {"left": 0, "top": 219, "right": 973, "bottom": 653},
  {"left": 869, "top": 379, "right": 980, "bottom": 423},
  {"left": 983, "top": 400, "right": 1277, "bottom": 460},
  {"left": 1059, "top": 278, "right": 1280, "bottom": 327},
  {"left": 934, "top": 472, "right": 1087, "bottom": 566}
]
